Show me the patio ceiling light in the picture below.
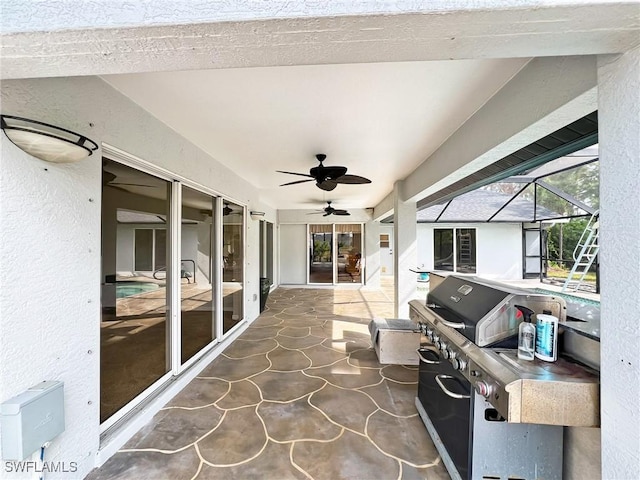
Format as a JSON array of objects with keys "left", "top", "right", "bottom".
[{"left": 1, "top": 115, "right": 98, "bottom": 163}]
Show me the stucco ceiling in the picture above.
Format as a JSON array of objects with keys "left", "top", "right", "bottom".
[{"left": 102, "top": 58, "right": 528, "bottom": 210}]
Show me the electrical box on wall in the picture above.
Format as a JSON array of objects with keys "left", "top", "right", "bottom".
[{"left": 1, "top": 381, "right": 65, "bottom": 460}]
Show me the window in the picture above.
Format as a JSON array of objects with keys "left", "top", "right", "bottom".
[
  {"left": 434, "top": 228, "right": 476, "bottom": 273},
  {"left": 380, "top": 234, "right": 390, "bottom": 248},
  {"left": 101, "top": 159, "right": 172, "bottom": 423},
  {"left": 101, "top": 155, "right": 247, "bottom": 427},
  {"left": 434, "top": 229, "right": 454, "bottom": 271},
  {"left": 134, "top": 228, "right": 166, "bottom": 272},
  {"left": 222, "top": 200, "right": 244, "bottom": 333},
  {"left": 456, "top": 228, "right": 476, "bottom": 274}
]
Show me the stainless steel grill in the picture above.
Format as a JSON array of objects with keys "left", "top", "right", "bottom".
[{"left": 409, "top": 274, "right": 599, "bottom": 480}]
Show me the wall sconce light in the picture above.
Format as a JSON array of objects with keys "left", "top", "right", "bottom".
[
  {"left": 1, "top": 115, "right": 98, "bottom": 163},
  {"left": 250, "top": 211, "right": 266, "bottom": 220}
]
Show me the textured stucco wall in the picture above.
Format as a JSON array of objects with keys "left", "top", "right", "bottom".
[
  {"left": 0, "top": 76, "right": 269, "bottom": 478},
  {"left": 3, "top": 2, "right": 639, "bottom": 80},
  {"left": 7, "top": 1, "right": 621, "bottom": 33},
  {"left": 393, "top": 182, "right": 416, "bottom": 318},
  {"left": 364, "top": 220, "right": 381, "bottom": 288},
  {"left": 416, "top": 223, "right": 522, "bottom": 279},
  {"left": 597, "top": 47, "right": 640, "bottom": 479},
  {"left": 279, "top": 224, "right": 307, "bottom": 284},
  {"left": 0, "top": 124, "right": 101, "bottom": 479}
]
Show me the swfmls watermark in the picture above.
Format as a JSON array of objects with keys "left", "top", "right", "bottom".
[{"left": 4, "top": 461, "right": 78, "bottom": 474}]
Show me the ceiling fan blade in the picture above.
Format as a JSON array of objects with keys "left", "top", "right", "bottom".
[
  {"left": 334, "top": 174, "right": 372, "bottom": 184},
  {"left": 318, "top": 180, "right": 337, "bottom": 191},
  {"left": 280, "top": 179, "right": 314, "bottom": 186},
  {"left": 323, "top": 212, "right": 332, "bottom": 217},
  {"left": 103, "top": 171, "right": 117, "bottom": 184},
  {"left": 277, "top": 171, "right": 314, "bottom": 178},
  {"left": 333, "top": 210, "right": 350, "bottom": 215},
  {"left": 306, "top": 211, "right": 324, "bottom": 215}
]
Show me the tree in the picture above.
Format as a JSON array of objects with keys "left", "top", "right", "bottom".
[
  {"left": 547, "top": 218, "right": 592, "bottom": 267},
  {"left": 313, "top": 240, "right": 331, "bottom": 262}
]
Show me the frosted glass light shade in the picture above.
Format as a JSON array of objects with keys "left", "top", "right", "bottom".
[{"left": 1, "top": 115, "right": 98, "bottom": 163}]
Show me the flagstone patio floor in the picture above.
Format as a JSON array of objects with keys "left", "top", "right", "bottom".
[{"left": 88, "top": 284, "right": 449, "bottom": 480}]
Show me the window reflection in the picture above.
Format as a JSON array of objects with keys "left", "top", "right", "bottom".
[
  {"left": 309, "top": 224, "right": 333, "bottom": 283},
  {"left": 100, "top": 158, "right": 171, "bottom": 423},
  {"left": 222, "top": 201, "right": 244, "bottom": 333},
  {"left": 337, "top": 224, "right": 362, "bottom": 284},
  {"left": 181, "top": 186, "right": 217, "bottom": 364}
]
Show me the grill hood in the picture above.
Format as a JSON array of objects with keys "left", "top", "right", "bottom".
[{"left": 426, "top": 275, "right": 567, "bottom": 347}]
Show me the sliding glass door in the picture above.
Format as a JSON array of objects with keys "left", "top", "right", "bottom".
[
  {"left": 180, "top": 186, "right": 217, "bottom": 365},
  {"left": 309, "top": 225, "right": 333, "bottom": 284},
  {"left": 222, "top": 201, "right": 244, "bottom": 333},
  {"left": 101, "top": 159, "right": 172, "bottom": 423},
  {"left": 308, "top": 224, "right": 363, "bottom": 284},
  {"left": 101, "top": 155, "right": 247, "bottom": 426},
  {"left": 336, "top": 224, "right": 362, "bottom": 284}
]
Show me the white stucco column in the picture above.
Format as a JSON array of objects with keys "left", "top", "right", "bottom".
[
  {"left": 365, "top": 219, "right": 381, "bottom": 288},
  {"left": 393, "top": 181, "right": 417, "bottom": 318},
  {"left": 597, "top": 46, "right": 640, "bottom": 478}
]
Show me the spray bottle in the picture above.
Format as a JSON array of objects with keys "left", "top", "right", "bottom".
[{"left": 515, "top": 305, "right": 536, "bottom": 361}]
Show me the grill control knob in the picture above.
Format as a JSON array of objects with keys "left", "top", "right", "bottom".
[
  {"left": 475, "top": 381, "right": 492, "bottom": 398},
  {"left": 442, "top": 348, "right": 451, "bottom": 359},
  {"left": 452, "top": 357, "right": 467, "bottom": 371},
  {"left": 432, "top": 335, "right": 440, "bottom": 345},
  {"left": 425, "top": 328, "right": 433, "bottom": 338}
]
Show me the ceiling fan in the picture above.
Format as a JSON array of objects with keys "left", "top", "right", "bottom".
[
  {"left": 308, "top": 201, "right": 351, "bottom": 217},
  {"left": 223, "top": 203, "right": 241, "bottom": 216},
  {"left": 102, "top": 169, "right": 157, "bottom": 188},
  {"left": 278, "top": 154, "right": 372, "bottom": 191}
]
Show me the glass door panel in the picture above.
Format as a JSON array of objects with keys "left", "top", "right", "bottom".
[
  {"left": 222, "top": 201, "right": 244, "bottom": 333},
  {"left": 180, "top": 186, "right": 217, "bottom": 364},
  {"left": 337, "top": 224, "right": 362, "bottom": 284},
  {"left": 456, "top": 228, "right": 477, "bottom": 273},
  {"left": 100, "top": 159, "right": 171, "bottom": 423},
  {"left": 434, "top": 229, "right": 454, "bottom": 271},
  {"left": 309, "top": 224, "right": 333, "bottom": 284},
  {"left": 266, "top": 222, "right": 274, "bottom": 283}
]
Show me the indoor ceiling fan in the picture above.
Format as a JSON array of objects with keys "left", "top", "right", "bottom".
[
  {"left": 223, "top": 203, "right": 241, "bottom": 216},
  {"left": 308, "top": 201, "right": 351, "bottom": 217},
  {"left": 278, "top": 154, "right": 372, "bottom": 191},
  {"left": 102, "top": 169, "right": 158, "bottom": 188}
]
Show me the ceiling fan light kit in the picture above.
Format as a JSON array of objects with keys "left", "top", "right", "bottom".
[
  {"left": 278, "top": 153, "right": 371, "bottom": 191},
  {"left": 1, "top": 114, "right": 98, "bottom": 163}
]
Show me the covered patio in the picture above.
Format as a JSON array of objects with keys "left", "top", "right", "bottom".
[{"left": 89, "top": 283, "right": 450, "bottom": 480}]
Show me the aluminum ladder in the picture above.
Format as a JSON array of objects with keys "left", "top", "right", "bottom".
[{"left": 562, "top": 210, "right": 599, "bottom": 292}]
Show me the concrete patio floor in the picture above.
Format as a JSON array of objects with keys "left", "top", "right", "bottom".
[{"left": 88, "top": 282, "right": 449, "bottom": 480}]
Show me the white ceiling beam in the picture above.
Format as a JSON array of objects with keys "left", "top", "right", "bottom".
[
  {"left": 372, "top": 192, "right": 394, "bottom": 222},
  {"left": 2, "top": 2, "right": 639, "bottom": 79}
]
